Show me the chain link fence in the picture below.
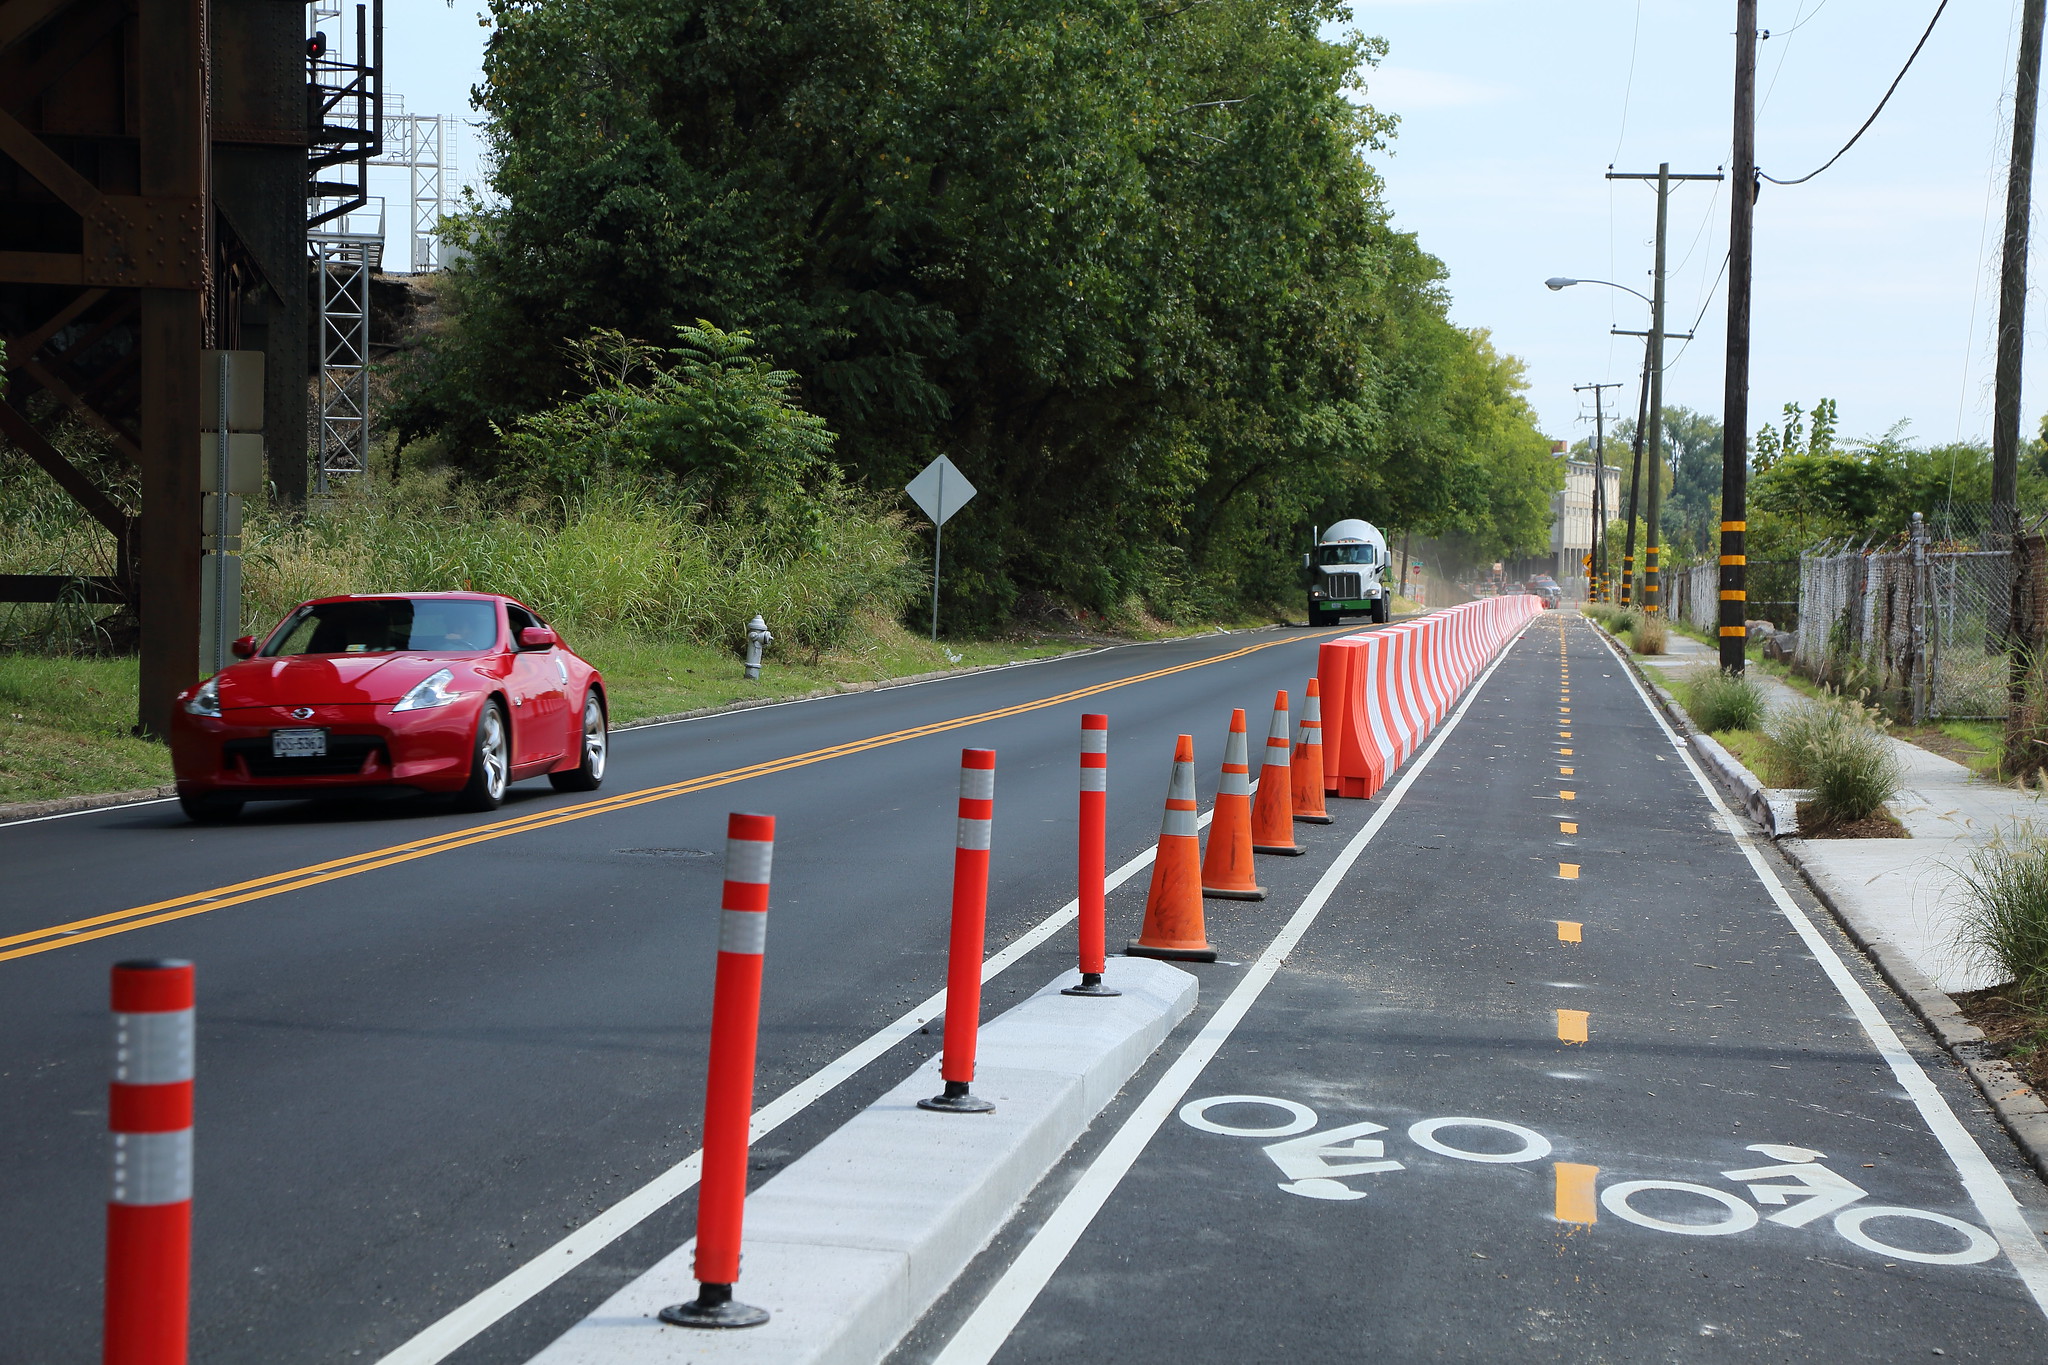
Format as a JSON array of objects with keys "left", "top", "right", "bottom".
[
  {"left": 1667, "top": 559, "right": 1799, "bottom": 635},
  {"left": 1792, "top": 522, "right": 2014, "bottom": 720}
]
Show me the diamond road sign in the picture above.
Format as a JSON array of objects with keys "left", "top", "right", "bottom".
[{"left": 905, "top": 454, "right": 976, "bottom": 528}]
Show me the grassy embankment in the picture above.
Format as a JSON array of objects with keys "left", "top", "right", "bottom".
[{"left": 1, "top": 469, "right": 1279, "bottom": 806}]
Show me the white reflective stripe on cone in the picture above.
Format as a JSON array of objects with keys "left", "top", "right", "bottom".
[
  {"left": 718, "top": 909, "right": 768, "bottom": 956},
  {"left": 111, "top": 1130, "right": 192, "bottom": 1206},
  {"left": 114, "top": 1010, "right": 194, "bottom": 1084},
  {"left": 1162, "top": 806, "right": 1198, "bottom": 838},
  {"left": 725, "top": 837, "right": 774, "bottom": 886}
]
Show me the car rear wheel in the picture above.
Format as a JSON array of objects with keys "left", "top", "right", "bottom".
[
  {"left": 549, "top": 693, "right": 608, "bottom": 792},
  {"left": 179, "top": 793, "right": 243, "bottom": 823},
  {"left": 454, "top": 701, "right": 510, "bottom": 812}
]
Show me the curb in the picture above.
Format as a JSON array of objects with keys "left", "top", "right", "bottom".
[
  {"left": 0, "top": 784, "right": 178, "bottom": 825},
  {"left": 526, "top": 957, "right": 1199, "bottom": 1365},
  {"left": 1586, "top": 614, "right": 2048, "bottom": 1186}
]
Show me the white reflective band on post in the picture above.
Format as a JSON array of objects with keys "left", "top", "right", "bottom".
[
  {"left": 113, "top": 1010, "right": 195, "bottom": 1084},
  {"left": 111, "top": 1130, "right": 193, "bottom": 1206},
  {"left": 960, "top": 767, "right": 996, "bottom": 801},
  {"left": 1079, "top": 769, "right": 1106, "bottom": 793},
  {"left": 1080, "top": 732, "right": 1107, "bottom": 755},
  {"left": 957, "top": 817, "right": 993, "bottom": 851},
  {"left": 725, "top": 837, "right": 773, "bottom": 886},
  {"left": 718, "top": 909, "right": 768, "bottom": 956},
  {"left": 1163, "top": 806, "right": 1199, "bottom": 838}
]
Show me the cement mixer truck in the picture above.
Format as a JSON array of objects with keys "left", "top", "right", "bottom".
[{"left": 1304, "top": 519, "right": 1391, "bottom": 627}]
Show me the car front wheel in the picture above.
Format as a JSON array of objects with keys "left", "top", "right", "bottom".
[
  {"left": 454, "top": 700, "right": 511, "bottom": 812},
  {"left": 549, "top": 692, "right": 608, "bottom": 792}
]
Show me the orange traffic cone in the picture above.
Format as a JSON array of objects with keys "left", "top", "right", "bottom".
[
  {"left": 1129, "top": 734, "right": 1216, "bottom": 961},
  {"left": 1250, "top": 691, "right": 1303, "bottom": 855},
  {"left": 1202, "top": 709, "right": 1267, "bottom": 900},
  {"left": 1292, "top": 678, "right": 1333, "bottom": 824}
]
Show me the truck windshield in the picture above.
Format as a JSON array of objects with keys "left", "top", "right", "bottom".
[{"left": 1317, "top": 545, "right": 1378, "bottom": 566}]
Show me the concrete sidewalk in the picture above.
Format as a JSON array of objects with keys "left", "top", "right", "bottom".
[{"left": 1635, "top": 628, "right": 2043, "bottom": 994}]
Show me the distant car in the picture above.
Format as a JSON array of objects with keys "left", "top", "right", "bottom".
[{"left": 170, "top": 592, "right": 606, "bottom": 822}]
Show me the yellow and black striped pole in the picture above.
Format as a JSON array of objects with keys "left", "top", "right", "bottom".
[{"left": 1718, "top": 1, "right": 1758, "bottom": 674}]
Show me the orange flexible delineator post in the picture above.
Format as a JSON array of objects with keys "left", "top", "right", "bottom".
[
  {"left": 105, "top": 959, "right": 195, "bottom": 1365},
  {"left": 1128, "top": 734, "right": 1216, "bottom": 961},
  {"left": 1291, "top": 678, "right": 1332, "bottom": 823},
  {"left": 1064, "top": 714, "right": 1119, "bottom": 997},
  {"left": 1201, "top": 709, "right": 1267, "bottom": 899},
  {"left": 1250, "top": 690, "right": 1303, "bottom": 854},
  {"left": 921, "top": 749, "right": 1000, "bottom": 1114},
  {"left": 662, "top": 813, "right": 776, "bottom": 1330}
]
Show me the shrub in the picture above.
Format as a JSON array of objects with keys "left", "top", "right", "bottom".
[
  {"left": 1631, "top": 614, "right": 1668, "bottom": 655},
  {"left": 1685, "top": 667, "right": 1767, "bottom": 734},
  {"left": 1769, "top": 695, "right": 1903, "bottom": 825},
  {"left": 1607, "top": 608, "right": 1640, "bottom": 636},
  {"left": 1957, "top": 829, "right": 2048, "bottom": 1004}
]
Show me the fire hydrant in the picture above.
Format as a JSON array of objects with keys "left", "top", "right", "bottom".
[{"left": 744, "top": 614, "right": 772, "bottom": 681}]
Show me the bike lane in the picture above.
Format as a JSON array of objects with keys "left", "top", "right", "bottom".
[{"left": 914, "top": 613, "right": 2048, "bottom": 1362}]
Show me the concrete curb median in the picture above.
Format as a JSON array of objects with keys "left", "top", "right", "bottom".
[{"left": 526, "top": 956, "right": 1198, "bottom": 1365}]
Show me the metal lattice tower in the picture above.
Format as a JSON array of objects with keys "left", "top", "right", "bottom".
[
  {"left": 310, "top": 207, "right": 380, "bottom": 494},
  {"left": 371, "top": 104, "right": 455, "bottom": 273}
]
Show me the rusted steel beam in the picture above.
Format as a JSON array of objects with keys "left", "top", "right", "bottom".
[
  {"left": 0, "top": 106, "right": 104, "bottom": 214},
  {"left": 0, "top": 251, "right": 87, "bottom": 285},
  {"left": 0, "top": 0, "right": 74, "bottom": 49},
  {"left": 0, "top": 0, "right": 127, "bottom": 115},
  {"left": 0, "top": 574, "right": 126, "bottom": 604},
  {"left": 0, "top": 401, "right": 134, "bottom": 538},
  {"left": 16, "top": 356, "right": 141, "bottom": 460},
  {"left": 3, "top": 288, "right": 108, "bottom": 365},
  {"left": 134, "top": 0, "right": 208, "bottom": 738}
]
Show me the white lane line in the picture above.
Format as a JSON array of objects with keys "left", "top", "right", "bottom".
[
  {"left": 1596, "top": 628, "right": 2048, "bottom": 1319},
  {"left": 372, "top": 810, "right": 1209, "bottom": 1365},
  {"left": 932, "top": 621, "right": 1533, "bottom": 1365},
  {"left": 0, "top": 796, "right": 179, "bottom": 830}
]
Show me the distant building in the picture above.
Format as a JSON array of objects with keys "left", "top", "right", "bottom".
[{"left": 1551, "top": 459, "right": 1622, "bottom": 599}]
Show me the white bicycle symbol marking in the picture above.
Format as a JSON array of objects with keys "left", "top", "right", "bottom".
[{"left": 1176, "top": 1096, "right": 2001, "bottom": 1267}]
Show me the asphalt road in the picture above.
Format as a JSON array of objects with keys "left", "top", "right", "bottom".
[
  {"left": 0, "top": 624, "right": 1349, "bottom": 1365},
  {"left": 900, "top": 613, "right": 2048, "bottom": 1364}
]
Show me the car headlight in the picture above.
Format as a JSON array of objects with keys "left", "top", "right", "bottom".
[
  {"left": 183, "top": 676, "right": 221, "bottom": 717},
  {"left": 392, "top": 668, "right": 463, "bottom": 712}
]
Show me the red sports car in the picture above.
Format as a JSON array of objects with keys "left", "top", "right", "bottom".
[{"left": 170, "top": 592, "right": 607, "bottom": 822}]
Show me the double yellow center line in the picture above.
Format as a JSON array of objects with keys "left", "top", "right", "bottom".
[{"left": 4, "top": 635, "right": 1308, "bottom": 965}]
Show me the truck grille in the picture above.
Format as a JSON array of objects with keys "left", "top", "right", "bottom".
[{"left": 1324, "top": 572, "right": 1363, "bottom": 599}]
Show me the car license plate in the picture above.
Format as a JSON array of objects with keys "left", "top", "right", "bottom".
[{"left": 271, "top": 728, "right": 327, "bottom": 758}]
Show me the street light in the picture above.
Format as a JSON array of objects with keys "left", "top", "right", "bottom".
[{"left": 1545, "top": 276, "right": 1653, "bottom": 307}]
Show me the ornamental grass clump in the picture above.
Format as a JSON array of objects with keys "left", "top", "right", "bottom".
[
  {"left": 1685, "top": 667, "right": 1767, "bottom": 734},
  {"left": 1769, "top": 695, "right": 1903, "bottom": 826},
  {"left": 1630, "top": 614, "right": 1668, "bottom": 656},
  {"left": 1957, "top": 829, "right": 2048, "bottom": 1005}
]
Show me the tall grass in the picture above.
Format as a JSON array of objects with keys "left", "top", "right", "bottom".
[
  {"left": 1683, "top": 666, "right": 1767, "bottom": 734},
  {"left": 1957, "top": 827, "right": 2048, "bottom": 1003},
  {"left": 1, "top": 446, "right": 926, "bottom": 659},
  {"left": 1770, "top": 694, "right": 1904, "bottom": 825},
  {"left": 1631, "top": 614, "right": 1668, "bottom": 655}
]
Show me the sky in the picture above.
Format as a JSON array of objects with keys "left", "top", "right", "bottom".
[{"left": 370, "top": 0, "right": 2041, "bottom": 453}]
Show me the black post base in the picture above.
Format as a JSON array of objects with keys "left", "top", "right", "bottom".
[
  {"left": 659, "top": 1281, "right": 769, "bottom": 1329},
  {"left": 1061, "top": 972, "right": 1122, "bottom": 998},
  {"left": 919, "top": 1078, "right": 996, "bottom": 1113}
]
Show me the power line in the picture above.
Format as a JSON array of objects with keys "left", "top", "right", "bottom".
[{"left": 1760, "top": 0, "right": 1949, "bottom": 186}]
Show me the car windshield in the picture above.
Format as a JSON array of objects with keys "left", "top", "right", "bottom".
[
  {"left": 1317, "top": 545, "right": 1378, "bottom": 566},
  {"left": 264, "top": 599, "right": 499, "bottom": 656}
]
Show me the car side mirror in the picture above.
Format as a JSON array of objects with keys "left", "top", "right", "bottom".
[
  {"left": 231, "top": 635, "right": 257, "bottom": 659},
  {"left": 518, "top": 625, "right": 560, "bottom": 650}
]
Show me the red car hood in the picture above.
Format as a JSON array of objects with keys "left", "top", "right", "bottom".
[{"left": 218, "top": 654, "right": 499, "bottom": 708}]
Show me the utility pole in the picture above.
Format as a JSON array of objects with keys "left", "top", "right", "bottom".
[
  {"left": 1621, "top": 346, "right": 1649, "bottom": 608},
  {"left": 1575, "top": 381, "right": 1624, "bottom": 603},
  {"left": 1608, "top": 163, "right": 1722, "bottom": 618},
  {"left": 1720, "top": 0, "right": 1759, "bottom": 673},
  {"left": 1994, "top": 0, "right": 2046, "bottom": 643}
]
